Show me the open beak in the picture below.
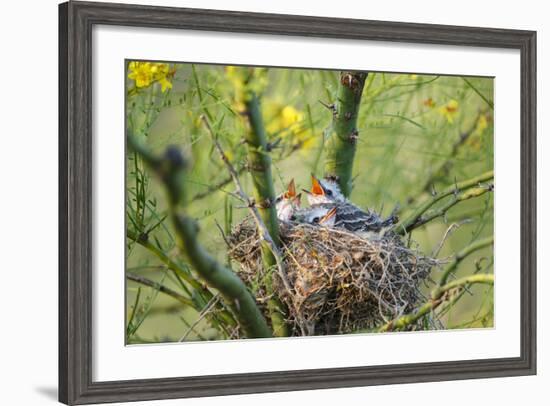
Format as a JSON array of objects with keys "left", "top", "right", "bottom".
[
  {"left": 319, "top": 207, "right": 337, "bottom": 225},
  {"left": 310, "top": 174, "right": 325, "bottom": 196},
  {"left": 285, "top": 179, "right": 296, "bottom": 198}
]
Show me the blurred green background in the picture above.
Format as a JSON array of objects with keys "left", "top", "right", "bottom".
[{"left": 126, "top": 62, "right": 494, "bottom": 344}]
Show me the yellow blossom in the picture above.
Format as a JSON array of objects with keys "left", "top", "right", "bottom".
[
  {"left": 264, "top": 101, "right": 317, "bottom": 153},
  {"left": 158, "top": 76, "right": 173, "bottom": 92},
  {"left": 280, "top": 106, "right": 304, "bottom": 133},
  {"left": 128, "top": 61, "right": 174, "bottom": 93},
  {"left": 128, "top": 62, "right": 153, "bottom": 88},
  {"left": 438, "top": 99, "right": 459, "bottom": 123},
  {"left": 266, "top": 102, "right": 303, "bottom": 136}
]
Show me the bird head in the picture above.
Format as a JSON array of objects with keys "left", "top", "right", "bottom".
[
  {"left": 303, "top": 174, "right": 345, "bottom": 205},
  {"left": 304, "top": 205, "right": 337, "bottom": 227},
  {"left": 276, "top": 179, "right": 302, "bottom": 221}
]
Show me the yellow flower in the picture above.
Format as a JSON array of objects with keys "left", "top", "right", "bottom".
[
  {"left": 438, "top": 99, "right": 459, "bottom": 123},
  {"left": 264, "top": 101, "right": 317, "bottom": 153},
  {"left": 151, "top": 63, "right": 174, "bottom": 92},
  {"left": 128, "top": 61, "right": 174, "bottom": 93},
  {"left": 128, "top": 62, "right": 153, "bottom": 88},
  {"left": 280, "top": 106, "right": 304, "bottom": 133},
  {"left": 266, "top": 103, "right": 303, "bottom": 136},
  {"left": 157, "top": 76, "right": 173, "bottom": 92}
]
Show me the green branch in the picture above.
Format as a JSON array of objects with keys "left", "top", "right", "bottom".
[
  {"left": 378, "top": 274, "right": 494, "bottom": 332},
  {"left": 128, "top": 135, "right": 272, "bottom": 339},
  {"left": 406, "top": 184, "right": 493, "bottom": 232},
  {"left": 396, "top": 170, "right": 494, "bottom": 234},
  {"left": 243, "top": 93, "right": 280, "bottom": 244},
  {"left": 324, "top": 71, "right": 368, "bottom": 196},
  {"left": 438, "top": 236, "right": 494, "bottom": 286},
  {"left": 243, "top": 88, "right": 289, "bottom": 337}
]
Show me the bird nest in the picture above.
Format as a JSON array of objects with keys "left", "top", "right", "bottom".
[{"left": 228, "top": 219, "right": 440, "bottom": 336}]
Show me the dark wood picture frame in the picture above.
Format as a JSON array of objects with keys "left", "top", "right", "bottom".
[{"left": 59, "top": 1, "right": 537, "bottom": 404}]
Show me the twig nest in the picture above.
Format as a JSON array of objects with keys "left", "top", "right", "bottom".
[{"left": 229, "top": 219, "right": 438, "bottom": 336}]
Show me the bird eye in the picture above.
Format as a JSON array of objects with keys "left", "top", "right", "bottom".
[
  {"left": 326, "top": 189, "right": 333, "bottom": 196},
  {"left": 312, "top": 217, "right": 320, "bottom": 224},
  {"left": 275, "top": 196, "right": 282, "bottom": 203}
]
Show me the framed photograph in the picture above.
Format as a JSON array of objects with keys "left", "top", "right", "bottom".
[{"left": 59, "top": 1, "right": 536, "bottom": 404}]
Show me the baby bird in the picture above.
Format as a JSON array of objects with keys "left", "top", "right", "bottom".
[
  {"left": 275, "top": 179, "right": 302, "bottom": 222},
  {"left": 304, "top": 174, "right": 398, "bottom": 234},
  {"left": 302, "top": 205, "right": 337, "bottom": 227},
  {"left": 305, "top": 174, "right": 346, "bottom": 205}
]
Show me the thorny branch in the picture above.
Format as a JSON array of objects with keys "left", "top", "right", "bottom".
[
  {"left": 395, "top": 170, "right": 494, "bottom": 234},
  {"left": 405, "top": 183, "right": 493, "bottom": 232},
  {"left": 324, "top": 71, "right": 368, "bottom": 196}
]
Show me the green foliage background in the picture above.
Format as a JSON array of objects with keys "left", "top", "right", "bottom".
[{"left": 126, "top": 62, "right": 494, "bottom": 344}]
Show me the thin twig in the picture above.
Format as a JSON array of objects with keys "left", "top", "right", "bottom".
[
  {"left": 179, "top": 294, "right": 221, "bottom": 342},
  {"left": 126, "top": 273, "right": 194, "bottom": 307},
  {"left": 190, "top": 165, "right": 246, "bottom": 201},
  {"left": 438, "top": 236, "right": 494, "bottom": 286},
  {"left": 431, "top": 220, "right": 471, "bottom": 258},
  {"left": 214, "top": 219, "right": 231, "bottom": 248}
]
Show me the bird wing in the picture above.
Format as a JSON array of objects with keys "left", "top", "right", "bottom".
[
  {"left": 333, "top": 203, "right": 385, "bottom": 232},
  {"left": 307, "top": 202, "right": 397, "bottom": 233}
]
